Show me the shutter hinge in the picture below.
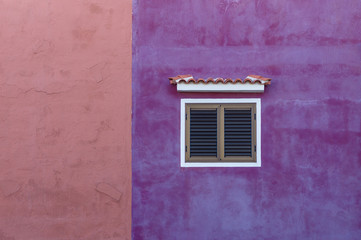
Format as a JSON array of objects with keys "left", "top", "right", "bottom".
[
  {"left": 254, "top": 113, "right": 256, "bottom": 120},
  {"left": 254, "top": 145, "right": 256, "bottom": 152}
]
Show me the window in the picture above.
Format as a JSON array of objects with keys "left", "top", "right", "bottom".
[{"left": 181, "top": 99, "right": 261, "bottom": 167}]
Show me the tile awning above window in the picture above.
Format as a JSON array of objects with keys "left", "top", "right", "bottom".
[{"left": 169, "top": 75, "right": 271, "bottom": 93}]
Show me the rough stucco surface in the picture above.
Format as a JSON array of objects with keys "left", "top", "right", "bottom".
[
  {"left": 0, "top": 1, "right": 131, "bottom": 239},
  {"left": 132, "top": 0, "right": 361, "bottom": 239}
]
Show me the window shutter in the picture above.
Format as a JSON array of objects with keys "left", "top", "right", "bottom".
[
  {"left": 224, "top": 108, "right": 252, "bottom": 156},
  {"left": 189, "top": 109, "right": 217, "bottom": 157}
]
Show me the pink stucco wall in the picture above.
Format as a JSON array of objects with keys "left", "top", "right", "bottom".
[{"left": 0, "top": 1, "right": 131, "bottom": 239}]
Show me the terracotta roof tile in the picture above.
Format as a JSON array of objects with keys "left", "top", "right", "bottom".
[{"left": 169, "top": 75, "right": 271, "bottom": 85}]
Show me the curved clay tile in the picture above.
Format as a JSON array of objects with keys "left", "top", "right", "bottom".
[
  {"left": 169, "top": 74, "right": 271, "bottom": 86},
  {"left": 253, "top": 80, "right": 264, "bottom": 84},
  {"left": 224, "top": 78, "right": 234, "bottom": 83},
  {"left": 169, "top": 74, "right": 193, "bottom": 84},
  {"left": 245, "top": 75, "right": 271, "bottom": 85},
  {"left": 243, "top": 79, "right": 265, "bottom": 85},
  {"left": 176, "top": 79, "right": 186, "bottom": 84},
  {"left": 243, "top": 79, "right": 254, "bottom": 84},
  {"left": 247, "top": 75, "right": 271, "bottom": 81}
]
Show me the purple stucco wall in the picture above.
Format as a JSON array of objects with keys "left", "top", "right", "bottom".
[{"left": 132, "top": 1, "right": 361, "bottom": 239}]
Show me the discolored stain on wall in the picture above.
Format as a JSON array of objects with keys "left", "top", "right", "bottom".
[
  {"left": 72, "top": 28, "right": 97, "bottom": 41},
  {"left": 89, "top": 3, "right": 104, "bottom": 14}
]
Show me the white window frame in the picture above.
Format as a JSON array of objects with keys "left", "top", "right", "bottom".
[{"left": 180, "top": 98, "right": 261, "bottom": 167}]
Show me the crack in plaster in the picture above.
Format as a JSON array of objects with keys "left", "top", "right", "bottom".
[
  {"left": 0, "top": 83, "right": 73, "bottom": 98},
  {"left": 0, "top": 180, "right": 21, "bottom": 197},
  {"left": 86, "top": 61, "right": 111, "bottom": 84},
  {"left": 96, "top": 182, "right": 122, "bottom": 201}
]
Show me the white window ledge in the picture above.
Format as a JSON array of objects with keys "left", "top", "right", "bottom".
[{"left": 177, "top": 82, "right": 264, "bottom": 93}]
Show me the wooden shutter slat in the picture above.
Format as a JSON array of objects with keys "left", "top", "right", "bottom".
[
  {"left": 224, "top": 109, "right": 252, "bottom": 157},
  {"left": 189, "top": 109, "right": 217, "bottom": 157}
]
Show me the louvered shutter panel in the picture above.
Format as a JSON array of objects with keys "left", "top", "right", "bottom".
[
  {"left": 189, "top": 109, "right": 217, "bottom": 157},
  {"left": 224, "top": 108, "right": 252, "bottom": 156}
]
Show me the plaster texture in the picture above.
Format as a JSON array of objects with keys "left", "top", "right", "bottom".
[
  {"left": 132, "top": 0, "right": 361, "bottom": 239},
  {"left": 0, "top": 1, "right": 131, "bottom": 239}
]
